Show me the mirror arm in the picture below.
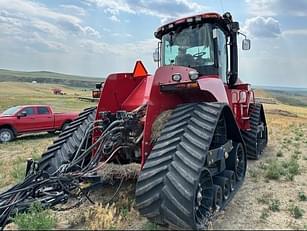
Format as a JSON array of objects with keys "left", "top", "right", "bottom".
[{"left": 238, "top": 31, "right": 247, "bottom": 39}]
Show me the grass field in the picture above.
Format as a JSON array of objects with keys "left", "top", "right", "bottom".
[
  {"left": 1, "top": 82, "right": 307, "bottom": 230},
  {"left": 0, "top": 69, "right": 103, "bottom": 88},
  {"left": 0, "top": 82, "right": 96, "bottom": 112}
]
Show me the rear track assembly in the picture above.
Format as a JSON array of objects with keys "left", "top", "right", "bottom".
[
  {"left": 242, "top": 103, "right": 268, "bottom": 159},
  {"left": 0, "top": 106, "right": 146, "bottom": 229}
]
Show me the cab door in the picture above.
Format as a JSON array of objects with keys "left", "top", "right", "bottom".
[
  {"left": 15, "top": 107, "right": 37, "bottom": 132},
  {"left": 35, "top": 106, "right": 54, "bottom": 130}
]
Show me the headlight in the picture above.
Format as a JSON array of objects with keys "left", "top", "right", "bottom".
[
  {"left": 172, "top": 73, "right": 182, "bottom": 82},
  {"left": 188, "top": 70, "right": 199, "bottom": 81}
]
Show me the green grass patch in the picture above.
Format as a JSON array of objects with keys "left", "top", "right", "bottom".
[
  {"left": 276, "top": 150, "right": 283, "bottom": 157},
  {"left": 264, "top": 157, "right": 300, "bottom": 181},
  {"left": 143, "top": 221, "right": 159, "bottom": 230},
  {"left": 14, "top": 202, "right": 56, "bottom": 230},
  {"left": 298, "top": 192, "right": 307, "bottom": 201},
  {"left": 269, "top": 199, "right": 280, "bottom": 212},
  {"left": 260, "top": 208, "right": 270, "bottom": 222},
  {"left": 288, "top": 205, "right": 304, "bottom": 219},
  {"left": 10, "top": 163, "right": 26, "bottom": 183},
  {"left": 264, "top": 160, "right": 284, "bottom": 180}
]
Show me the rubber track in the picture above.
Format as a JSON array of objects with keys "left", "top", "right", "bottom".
[
  {"left": 241, "top": 103, "right": 262, "bottom": 159},
  {"left": 135, "top": 102, "right": 225, "bottom": 229},
  {"left": 37, "top": 107, "right": 96, "bottom": 174}
]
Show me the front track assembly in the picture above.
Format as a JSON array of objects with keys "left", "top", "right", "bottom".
[{"left": 135, "top": 102, "right": 247, "bottom": 230}]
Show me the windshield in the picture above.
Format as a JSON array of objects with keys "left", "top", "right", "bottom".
[
  {"left": 161, "top": 23, "right": 215, "bottom": 68},
  {"left": 1, "top": 106, "right": 21, "bottom": 116}
]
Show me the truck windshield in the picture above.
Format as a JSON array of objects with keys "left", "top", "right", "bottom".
[
  {"left": 1, "top": 106, "right": 21, "bottom": 116},
  {"left": 161, "top": 23, "right": 215, "bottom": 69}
]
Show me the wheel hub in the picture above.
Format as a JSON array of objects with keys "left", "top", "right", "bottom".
[
  {"left": 0, "top": 131, "right": 11, "bottom": 142},
  {"left": 196, "top": 186, "right": 202, "bottom": 206}
]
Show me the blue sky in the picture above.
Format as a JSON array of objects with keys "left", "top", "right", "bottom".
[{"left": 0, "top": 0, "right": 306, "bottom": 87}]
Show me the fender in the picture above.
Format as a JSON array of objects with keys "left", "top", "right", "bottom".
[
  {"left": 197, "top": 77, "right": 229, "bottom": 104},
  {"left": 0, "top": 124, "right": 17, "bottom": 136}
]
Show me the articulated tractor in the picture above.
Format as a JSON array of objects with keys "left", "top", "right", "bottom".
[{"left": 0, "top": 12, "right": 267, "bottom": 230}]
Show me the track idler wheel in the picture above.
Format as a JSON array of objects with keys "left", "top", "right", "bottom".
[
  {"left": 226, "top": 142, "right": 246, "bottom": 183},
  {"left": 220, "top": 170, "right": 236, "bottom": 192},
  {"left": 195, "top": 168, "right": 214, "bottom": 225},
  {"left": 212, "top": 185, "right": 223, "bottom": 211},
  {"left": 213, "top": 176, "right": 230, "bottom": 201}
]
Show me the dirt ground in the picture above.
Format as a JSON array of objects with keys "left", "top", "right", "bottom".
[
  {"left": 213, "top": 106, "right": 307, "bottom": 230},
  {"left": 1, "top": 86, "right": 307, "bottom": 229}
]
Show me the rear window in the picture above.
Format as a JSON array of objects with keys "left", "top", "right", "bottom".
[{"left": 38, "top": 107, "right": 50, "bottom": 115}]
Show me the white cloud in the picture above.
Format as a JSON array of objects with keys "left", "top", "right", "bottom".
[
  {"left": 86, "top": 0, "right": 134, "bottom": 14},
  {"left": 0, "top": 0, "right": 100, "bottom": 54},
  {"left": 243, "top": 16, "right": 281, "bottom": 38},
  {"left": 60, "top": 5, "right": 86, "bottom": 16},
  {"left": 80, "top": 38, "right": 157, "bottom": 56},
  {"left": 283, "top": 29, "right": 307, "bottom": 37},
  {"left": 111, "top": 32, "right": 132, "bottom": 37},
  {"left": 31, "top": 19, "right": 65, "bottom": 39},
  {"left": 110, "top": 15, "right": 120, "bottom": 22},
  {"left": 246, "top": 0, "right": 307, "bottom": 16},
  {"left": 85, "top": 0, "right": 206, "bottom": 23},
  {"left": 0, "top": 0, "right": 82, "bottom": 26}
]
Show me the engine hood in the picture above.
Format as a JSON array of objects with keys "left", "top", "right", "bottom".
[
  {"left": 0, "top": 115, "right": 15, "bottom": 122},
  {"left": 0, "top": 114, "right": 15, "bottom": 118},
  {"left": 155, "top": 65, "right": 197, "bottom": 84}
]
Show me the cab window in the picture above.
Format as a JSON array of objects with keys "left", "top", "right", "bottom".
[
  {"left": 38, "top": 107, "right": 50, "bottom": 115},
  {"left": 22, "top": 107, "right": 35, "bottom": 115},
  {"left": 214, "top": 28, "right": 228, "bottom": 83}
]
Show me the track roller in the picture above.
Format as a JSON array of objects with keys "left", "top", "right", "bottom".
[
  {"left": 212, "top": 185, "right": 223, "bottom": 211},
  {"left": 220, "top": 170, "right": 235, "bottom": 192},
  {"left": 213, "top": 176, "right": 230, "bottom": 201},
  {"left": 226, "top": 142, "right": 246, "bottom": 183}
]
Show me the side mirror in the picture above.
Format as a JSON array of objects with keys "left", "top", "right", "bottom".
[
  {"left": 242, "top": 38, "right": 251, "bottom": 50},
  {"left": 17, "top": 111, "right": 27, "bottom": 118},
  {"left": 153, "top": 48, "right": 160, "bottom": 62},
  {"left": 95, "top": 82, "right": 102, "bottom": 90}
]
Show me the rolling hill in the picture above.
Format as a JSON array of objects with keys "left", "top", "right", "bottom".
[{"left": 0, "top": 69, "right": 103, "bottom": 88}]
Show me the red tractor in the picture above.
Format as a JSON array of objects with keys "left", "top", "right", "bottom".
[{"left": 0, "top": 12, "right": 267, "bottom": 230}]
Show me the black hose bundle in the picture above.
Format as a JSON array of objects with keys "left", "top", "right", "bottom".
[{"left": 0, "top": 117, "right": 136, "bottom": 229}]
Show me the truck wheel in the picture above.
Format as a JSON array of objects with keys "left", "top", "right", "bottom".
[{"left": 0, "top": 128, "right": 15, "bottom": 142}]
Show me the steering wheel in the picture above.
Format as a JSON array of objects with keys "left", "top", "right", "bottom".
[{"left": 193, "top": 51, "right": 206, "bottom": 58}]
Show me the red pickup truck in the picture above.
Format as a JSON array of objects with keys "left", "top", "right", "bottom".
[{"left": 0, "top": 105, "right": 79, "bottom": 142}]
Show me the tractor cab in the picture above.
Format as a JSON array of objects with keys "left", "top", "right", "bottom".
[{"left": 154, "top": 12, "right": 251, "bottom": 86}]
